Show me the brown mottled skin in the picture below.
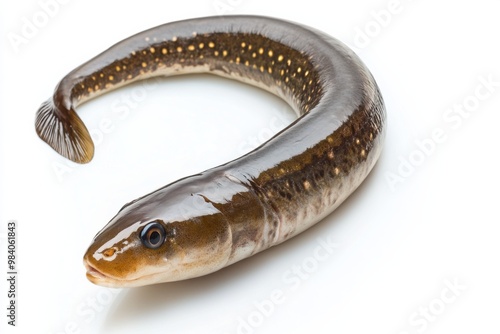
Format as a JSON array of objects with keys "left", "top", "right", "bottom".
[{"left": 35, "top": 16, "right": 386, "bottom": 287}]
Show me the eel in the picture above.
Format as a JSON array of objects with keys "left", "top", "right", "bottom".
[{"left": 35, "top": 15, "right": 386, "bottom": 287}]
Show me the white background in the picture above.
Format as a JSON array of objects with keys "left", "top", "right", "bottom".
[{"left": 1, "top": 0, "right": 499, "bottom": 333}]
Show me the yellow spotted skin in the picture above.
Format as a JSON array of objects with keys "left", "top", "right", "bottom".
[
  {"left": 71, "top": 32, "right": 323, "bottom": 116},
  {"left": 35, "top": 16, "right": 386, "bottom": 287}
]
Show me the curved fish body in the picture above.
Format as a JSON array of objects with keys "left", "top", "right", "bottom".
[{"left": 35, "top": 16, "right": 386, "bottom": 287}]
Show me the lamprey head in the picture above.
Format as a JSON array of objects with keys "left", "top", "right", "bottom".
[{"left": 83, "top": 178, "right": 233, "bottom": 288}]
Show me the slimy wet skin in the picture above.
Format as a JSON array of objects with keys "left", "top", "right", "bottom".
[
  {"left": 83, "top": 173, "right": 238, "bottom": 287},
  {"left": 35, "top": 16, "right": 386, "bottom": 287}
]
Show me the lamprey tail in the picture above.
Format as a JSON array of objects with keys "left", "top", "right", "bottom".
[{"left": 35, "top": 98, "right": 94, "bottom": 163}]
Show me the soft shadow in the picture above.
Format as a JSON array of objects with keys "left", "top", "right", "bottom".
[{"left": 102, "top": 160, "right": 384, "bottom": 331}]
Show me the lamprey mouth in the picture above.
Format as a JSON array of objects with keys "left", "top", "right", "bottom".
[
  {"left": 83, "top": 258, "right": 167, "bottom": 288},
  {"left": 85, "top": 263, "right": 109, "bottom": 280},
  {"left": 84, "top": 260, "right": 115, "bottom": 284}
]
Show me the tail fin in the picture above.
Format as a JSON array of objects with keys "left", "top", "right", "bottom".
[{"left": 35, "top": 98, "right": 94, "bottom": 164}]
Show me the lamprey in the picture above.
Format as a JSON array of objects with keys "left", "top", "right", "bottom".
[{"left": 35, "top": 16, "right": 386, "bottom": 287}]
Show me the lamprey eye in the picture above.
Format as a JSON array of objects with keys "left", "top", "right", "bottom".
[{"left": 140, "top": 221, "right": 166, "bottom": 249}]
